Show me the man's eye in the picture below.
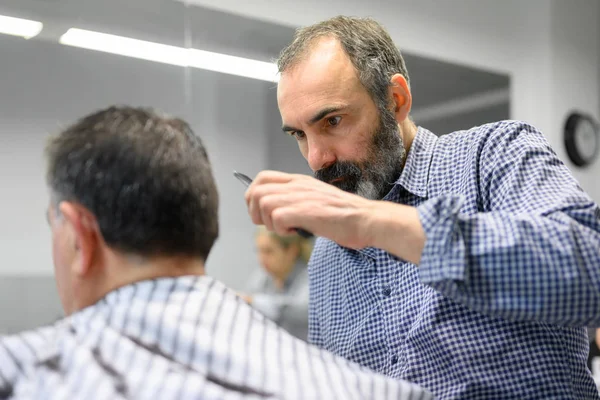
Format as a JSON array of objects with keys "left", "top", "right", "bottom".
[
  {"left": 291, "top": 131, "right": 306, "bottom": 140},
  {"left": 326, "top": 116, "right": 341, "bottom": 127}
]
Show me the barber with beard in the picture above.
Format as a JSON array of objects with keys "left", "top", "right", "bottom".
[{"left": 244, "top": 16, "right": 600, "bottom": 400}]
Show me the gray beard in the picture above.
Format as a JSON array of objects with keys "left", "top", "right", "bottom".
[{"left": 354, "top": 109, "right": 406, "bottom": 200}]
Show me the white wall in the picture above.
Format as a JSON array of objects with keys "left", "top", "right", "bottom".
[
  {"left": 0, "top": 35, "right": 278, "bottom": 289},
  {"left": 184, "top": 0, "right": 600, "bottom": 202},
  {"left": 549, "top": 0, "right": 600, "bottom": 193}
]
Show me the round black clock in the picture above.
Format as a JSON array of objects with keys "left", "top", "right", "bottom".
[{"left": 564, "top": 112, "right": 599, "bottom": 167}]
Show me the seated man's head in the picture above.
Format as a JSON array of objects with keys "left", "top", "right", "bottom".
[{"left": 45, "top": 106, "right": 219, "bottom": 315}]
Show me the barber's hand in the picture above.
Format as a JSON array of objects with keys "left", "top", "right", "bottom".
[{"left": 244, "top": 171, "right": 376, "bottom": 249}]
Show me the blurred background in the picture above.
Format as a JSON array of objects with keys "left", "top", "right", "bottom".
[{"left": 0, "top": 0, "right": 597, "bottom": 336}]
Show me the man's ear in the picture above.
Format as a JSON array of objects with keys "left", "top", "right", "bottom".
[
  {"left": 388, "top": 74, "right": 412, "bottom": 123},
  {"left": 58, "top": 202, "right": 99, "bottom": 278}
]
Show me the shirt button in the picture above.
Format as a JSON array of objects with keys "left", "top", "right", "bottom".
[
  {"left": 391, "top": 355, "right": 399, "bottom": 365},
  {"left": 382, "top": 286, "right": 392, "bottom": 297}
]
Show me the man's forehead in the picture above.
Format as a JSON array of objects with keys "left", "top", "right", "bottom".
[
  {"left": 277, "top": 40, "right": 362, "bottom": 122},
  {"left": 278, "top": 39, "right": 357, "bottom": 93}
]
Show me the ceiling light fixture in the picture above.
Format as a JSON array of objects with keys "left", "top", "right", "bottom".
[
  {"left": 0, "top": 15, "right": 43, "bottom": 39},
  {"left": 59, "top": 28, "right": 279, "bottom": 83}
]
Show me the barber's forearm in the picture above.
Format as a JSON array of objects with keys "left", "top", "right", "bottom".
[{"left": 365, "top": 201, "right": 426, "bottom": 265}]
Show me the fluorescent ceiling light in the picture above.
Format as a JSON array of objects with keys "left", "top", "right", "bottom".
[
  {"left": 59, "top": 29, "right": 188, "bottom": 67},
  {"left": 0, "top": 15, "right": 43, "bottom": 39},
  {"left": 188, "top": 48, "right": 279, "bottom": 82},
  {"left": 59, "top": 28, "right": 279, "bottom": 83}
]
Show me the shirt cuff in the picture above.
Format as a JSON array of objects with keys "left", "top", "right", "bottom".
[{"left": 417, "top": 195, "right": 468, "bottom": 285}]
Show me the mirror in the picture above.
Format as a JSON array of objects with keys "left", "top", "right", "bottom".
[{"left": 0, "top": 0, "right": 509, "bottom": 332}]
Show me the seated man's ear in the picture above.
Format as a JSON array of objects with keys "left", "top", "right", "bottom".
[{"left": 59, "top": 202, "right": 100, "bottom": 277}]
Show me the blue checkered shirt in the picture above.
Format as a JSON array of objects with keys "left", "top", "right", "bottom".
[{"left": 309, "top": 121, "right": 600, "bottom": 399}]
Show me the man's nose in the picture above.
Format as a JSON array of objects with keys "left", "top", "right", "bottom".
[{"left": 306, "top": 139, "right": 336, "bottom": 171}]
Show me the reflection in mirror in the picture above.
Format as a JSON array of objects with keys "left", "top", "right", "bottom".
[{"left": 407, "top": 54, "right": 509, "bottom": 136}]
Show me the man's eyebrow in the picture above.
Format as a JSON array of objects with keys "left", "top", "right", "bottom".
[
  {"left": 282, "top": 123, "right": 299, "bottom": 133},
  {"left": 308, "top": 105, "right": 346, "bottom": 125},
  {"left": 281, "top": 105, "right": 348, "bottom": 133}
]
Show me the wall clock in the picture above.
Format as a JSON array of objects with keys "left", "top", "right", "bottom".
[{"left": 564, "top": 112, "right": 599, "bottom": 167}]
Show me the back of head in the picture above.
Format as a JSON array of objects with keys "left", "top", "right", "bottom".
[
  {"left": 46, "top": 106, "right": 219, "bottom": 261},
  {"left": 277, "top": 16, "right": 410, "bottom": 111}
]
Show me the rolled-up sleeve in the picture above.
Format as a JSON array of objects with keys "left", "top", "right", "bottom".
[{"left": 417, "top": 123, "right": 600, "bottom": 327}]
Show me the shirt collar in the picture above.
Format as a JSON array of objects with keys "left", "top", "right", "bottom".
[
  {"left": 353, "top": 127, "right": 438, "bottom": 261},
  {"left": 395, "top": 126, "right": 438, "bottom": 198}
]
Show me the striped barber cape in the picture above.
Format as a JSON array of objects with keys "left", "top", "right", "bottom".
[{"left": 0, "top": 275, "right": 432, "bottom": 399}]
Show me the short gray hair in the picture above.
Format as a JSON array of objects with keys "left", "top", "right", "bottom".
[{"left": 277, "top": 16, "right": 410, "bottom": 111}]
